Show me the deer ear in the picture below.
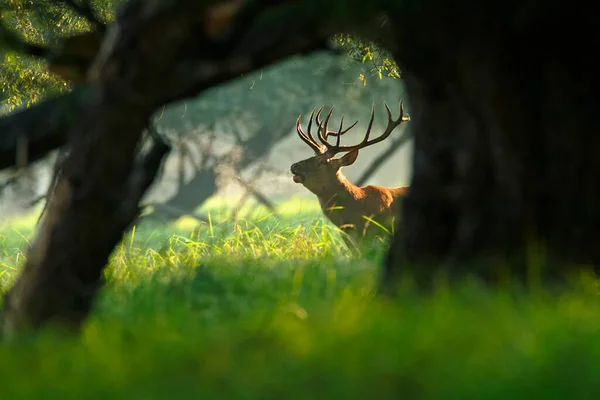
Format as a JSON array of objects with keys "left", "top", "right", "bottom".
[{"left": 339, "top": 149, "right": 359, "bottom": 166}]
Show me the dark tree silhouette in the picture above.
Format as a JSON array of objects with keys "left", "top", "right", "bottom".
[
  {"left": 381, "top": 2, "right": 600, "bottom": 289},
  {"left": 143, "top": 118, "right": 290, "bottom": 224},
  {"left": 0, "top": 0, "right": 598, "bottom": 335},
  {"left": 0, "top": 0, "right": 337, "bottom": 336}
]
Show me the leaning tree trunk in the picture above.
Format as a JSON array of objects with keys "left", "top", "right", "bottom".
[
  {"left": 1, "top": 96, "right": 167, "bottom": 337},
  {"left": 1, "top": 0, "right": 335, "bottom": 336},
  {"left": 383, "top": 3, "right": 600, "bottom": 289}
]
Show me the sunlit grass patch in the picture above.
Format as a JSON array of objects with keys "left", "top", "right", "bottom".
[
  {"left": 1, "top": 271, "right": 600, "bottom": 398},
  {"left": 1, "top": 196, "right": 600, "bottom": 398}
]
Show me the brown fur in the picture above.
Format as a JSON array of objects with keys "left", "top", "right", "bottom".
[
  {"left": 291, "top": 150, "right": 408, "bottom": 246},
  {"left": 292, "top": 103, "right": 410, "bottom": 248}
]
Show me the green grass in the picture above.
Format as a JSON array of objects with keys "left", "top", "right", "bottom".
[{"left": 1, "top": 196, "right": 600, "bottom": 399}]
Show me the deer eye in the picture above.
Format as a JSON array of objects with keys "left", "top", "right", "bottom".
[{"left": 319, "top": 159, "right": 329, "bottom": 165}]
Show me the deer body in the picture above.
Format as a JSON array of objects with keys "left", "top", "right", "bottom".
[
  {"left": 291, "top": 102, "right": 410, "bottom": 246},
  {"left": 317, "top": 174, "right": 407, "bottom": 240}
]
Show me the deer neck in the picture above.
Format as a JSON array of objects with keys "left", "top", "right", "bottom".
[{"left": 316, "top": 171, "right": 361, "bottom": 211}]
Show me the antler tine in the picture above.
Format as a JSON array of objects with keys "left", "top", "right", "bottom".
[
  {"left": 295, "top": 114, "right": 313, "bottom": 147},
  {"left": 318, "top": 106, "right": 358, "bottom": 138},
  {"left": 396, "top": 99, "right": 411, "bottom": 122},
  {"left": 315, "top": 105, "right": 359, "bottom": 144},
  {"left": 326, "top": 100, "right": 409, "bottom": 153},
  {"left": 356, "top": 101, "right": 401, "bottom": 147},
  {"left": 315, "top": 105, "right": 325, "bottom": 127},
  {"left": 384, "top": 99, "right": 410, "bottom": 130},
  {"left": 305, "top": 107, "right": 322, "bottom": 145},
  {"left": 296, "top": 108, "right": 323, "bottom": 153},
  {"left": 384, "top": 101, "right": 393, "bottom": 121},
  {"left": 342, "top": 102, "right": 376, "bottom": 149},
  {"left": 339, "top": 119, "right": 359, "bottom": 135},
  {"left": 326, "top": 117, "right": 359, "bottom": 139},
  {"left": 360, "top": 100, "right": 406, "bottom": 147},
  {"left": 317, "top": 107, "right": 335, "bottom": 146},
  {"left": 335, "top": 115, "right": 344, "bottom": 147},
  {"left": 359, "top": 103, "right": 377, "bottom": 145}
]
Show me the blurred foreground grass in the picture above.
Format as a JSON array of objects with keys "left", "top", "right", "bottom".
[{"left": 1, "top": 196, "right": 600, "bottom": 399}]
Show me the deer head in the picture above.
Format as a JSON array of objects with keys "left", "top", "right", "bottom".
[{"left": 290, "top": 102, "right": 409, "bottom": 194}]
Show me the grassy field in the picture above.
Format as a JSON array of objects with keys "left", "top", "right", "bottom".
[{"left": 1, "top": 196, "right": 600, "bottom": 399}]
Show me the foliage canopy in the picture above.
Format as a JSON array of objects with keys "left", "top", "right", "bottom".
[
  {"left": 0, "top": 0, "right": 120, "bottom": 110},
  {"left": 0, "top": 0, "right": 400, "bottom": 111}
]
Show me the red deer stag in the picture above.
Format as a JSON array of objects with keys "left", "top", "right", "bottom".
[{"left": 290, "top": 102, "right": 410, "bottom": 249}]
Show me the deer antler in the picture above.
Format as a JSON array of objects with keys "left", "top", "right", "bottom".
[
  {"left": 296, "top": 101, "right": 409, "bottom": 155},
  {"left": 296, "top": 105, "right": 360, "bottom": 153},
  {"left": 296, "top": 108, "right": 325, "bottom": 153},
  {"left": 315, "top": 106, "right": 358, "bottom": 142},
  {"left": 315, "top": 101, "right": 409, "bottom": 155}
]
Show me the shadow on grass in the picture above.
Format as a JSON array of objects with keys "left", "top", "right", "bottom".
[{"left": 1, "top": 198, "right": 600, "bottom": 398}]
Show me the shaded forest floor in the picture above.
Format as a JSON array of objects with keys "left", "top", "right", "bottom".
[{"left": 1, "top": 197, "right": 600, "bottom": 399}]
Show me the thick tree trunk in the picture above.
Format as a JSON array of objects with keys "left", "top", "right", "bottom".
[
  {"left": 384, "top": 3, "right": 600, "bottom": 288},
  {"left": 1, "top": 0, "right": 335, "bottom": 336},
  {"left": 1, "top": 96, "right": 167, "bottom": 337}
]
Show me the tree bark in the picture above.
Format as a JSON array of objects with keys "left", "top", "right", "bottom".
[
  {"left": 1, "top": 0, "right": 337, "bottom": 336},
  {"left": 2, "top": 99, "right": 167, "bottom": 337},
  {"left": 384, "top": 2, "right": 600, "bottom": 289},
  {"left": 0, "top": 89, "right": 90, "bottom": 170}
]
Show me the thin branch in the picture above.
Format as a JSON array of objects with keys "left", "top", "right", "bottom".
[
  {"left": 124, "top": 130, "right": 173, "bottom": 225},
  {"left": 36, "top": 149, "right": 68, "bottom": 226},
  {"left": 355, "top": 129, "right": 412, "bottom": 187},
  {"left": 233, "top": 165, "right": 266, "bottom": 221},
  {"left": 0, "top": 1, "right": 335, "bottom": 173},
  {"left": 0, "top": 87, "right": 91, "bottom": 171},
  {"left": 234, "top": 174, "right": 279, "bottom": 218},
  {"left": 176, "top": 140, "right": 187, "bottom": 188},
  {"left": 0, "top": 175, "right": 18, "bottom": 193},
  {"left": 0, "top": 0, "right": 343, "bottom": 336},
  {"left": 179, "top": 140, "right": 202, "bottom": 170}
]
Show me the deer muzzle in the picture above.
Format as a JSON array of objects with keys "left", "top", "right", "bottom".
[{"left": 290, "top": 163, "right": 303, "bottom": 183}]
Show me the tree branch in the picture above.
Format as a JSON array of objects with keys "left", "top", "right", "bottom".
[
  {"left": 355, "top": 129, "right": 411, "bottom": 187},
  {"left": 126, "top": 133, "right": 172, "bottom": 221},
  {"left": 235, "top": 174, "right": 279, "bottom": 218},
  {"left": 36, "top": 149, "right": 68, "bottom": 226},
  {"left": 0, "top": 0, "right": 343, "bottom": 335},
  {"left": 56, "top": 0, "right": 106, "bottom": 30},
  {"left": 0, "top": 0, "right": 336, "bottom": 174},
  {"left": 0, "top": 88, "right": 91, "bottom": 171},
  {"left": 0, "top": 175, "right": 18, "bottom": 193}
]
